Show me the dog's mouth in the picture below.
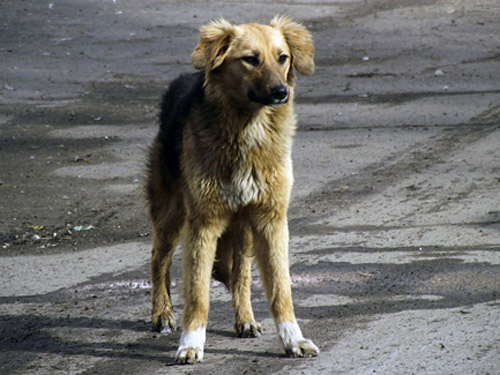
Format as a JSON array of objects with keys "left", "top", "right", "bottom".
[{"left": 248, "top": 87, "right": 289, "bottom": 106}]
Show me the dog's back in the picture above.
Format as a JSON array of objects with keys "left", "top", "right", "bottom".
[{"left": 157, "top": 71, "right": 204, "bottom": 180}]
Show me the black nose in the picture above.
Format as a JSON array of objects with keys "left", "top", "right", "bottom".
[{"left": 270, "top": 85, "right": 288, "bottom": 102}]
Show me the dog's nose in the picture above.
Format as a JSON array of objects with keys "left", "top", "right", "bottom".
[{"left": 270, "top": 85, "right": 288, "bottom": 102}]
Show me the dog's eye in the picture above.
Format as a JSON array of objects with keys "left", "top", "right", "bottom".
[
  {"left": 278, "top": 54, "right": 289, "bottom": 65},
  {"left": 241, "top": 55, "right": 259, "bottom": 66}
]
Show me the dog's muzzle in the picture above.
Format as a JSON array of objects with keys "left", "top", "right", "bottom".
[{"left": 248, "top": 85, "right": 289, "bottom": 106}]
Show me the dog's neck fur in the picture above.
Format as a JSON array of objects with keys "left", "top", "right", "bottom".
[
  {"left": 203, "top": 79, "right": 295, "bottom": 139},
  {"left": 199, "top": 79, "right": 296, "bottom": 209}
]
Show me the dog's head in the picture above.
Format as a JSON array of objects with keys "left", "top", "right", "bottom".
[{"left": 192, "top": 16, "right": 314, "bottom": 106}]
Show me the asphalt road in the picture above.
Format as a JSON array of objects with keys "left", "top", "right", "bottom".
[{"left": 1, "top": 1, "right": 499, "bottom": 374}]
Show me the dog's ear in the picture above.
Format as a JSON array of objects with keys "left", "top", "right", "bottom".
[
  {"left": 192, "top": 18, "right": 236, "bottom": 70},
  {"left": 271, "top": 15, "right": 314, "bottom": 75}
]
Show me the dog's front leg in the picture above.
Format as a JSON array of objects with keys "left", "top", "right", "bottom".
[
  {"left": 176, "top": 216, "right": 227, "bottom": 364},
  {"left": 253, "top": 213, "right": 319, "bottom": 358}
]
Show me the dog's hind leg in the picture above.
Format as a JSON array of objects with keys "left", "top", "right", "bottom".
[
  {"left": 232, "top": 249, "right": 262, "bottom": 338},
  {"left": 150, "top": 187, "right": 185, "bottom": 333},
  {"left": 230, "top": 224, "right": 262, "bottom": 338},
  {"left": 214, "top": 222, "right": 262, "bottom": 338}
]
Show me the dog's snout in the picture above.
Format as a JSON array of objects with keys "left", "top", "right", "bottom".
[{"left": 270, "top": 85, "right": 288, "bottom": 102}]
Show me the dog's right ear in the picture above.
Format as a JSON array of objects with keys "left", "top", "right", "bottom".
[{"left": 192, "top": 18, "right": 236, "bottom": 70}]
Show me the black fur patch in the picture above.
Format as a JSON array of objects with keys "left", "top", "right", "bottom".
[{"left": 158, "top": 70, "right": 205, "bottom": 179}]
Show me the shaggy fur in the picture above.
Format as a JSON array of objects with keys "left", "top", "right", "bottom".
[{"left": 146, "top": 15, "right": 318, "bottom": 364}]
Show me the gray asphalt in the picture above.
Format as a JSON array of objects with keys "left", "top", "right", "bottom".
[{"left": 1, "top": 1, "right": 499, "bottom": 374}]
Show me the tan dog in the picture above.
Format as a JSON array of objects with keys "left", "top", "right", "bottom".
[{"left": 145, "top": 15, "right": 318, "bottom": 364}]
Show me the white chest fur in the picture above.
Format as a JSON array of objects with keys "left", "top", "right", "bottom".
[
  {"left": 219, "top": 163, "right": 265, "bottom": 210},
  {"left": 219, "top": 119, "right": 268, "bottom": 210}
]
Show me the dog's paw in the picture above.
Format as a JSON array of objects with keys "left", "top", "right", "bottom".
[
  {"left": 152, "top": 311, "right": 176, "bottom": 333},
  {"left": 175, "top": 328, "right": 206, "bottom": 364},
  {"left": 285, "top": 338, "right": 320, "bottom": 358},
  {"left": 176, "top": 346, "right": 204, "bottom": 364},
  {"left": 236, "top": 321, "right": 262, "bottom": 338},
  {"left": 278, "top": 321, "right": 319, "bottom": 358}
]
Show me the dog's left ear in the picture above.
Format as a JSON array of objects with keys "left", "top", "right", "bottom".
[
  {"left": 192, "top": 18, "right": 236, "bottom": 71},
  {"left": 271, "top": 15, "right": 314, "bottom": 75}
]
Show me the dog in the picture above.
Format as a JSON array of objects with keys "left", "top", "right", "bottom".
[{"left": 145, "top": 15, "right": 318, "bottom": 364}]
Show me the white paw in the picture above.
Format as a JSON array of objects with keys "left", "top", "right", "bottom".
[
  {"left": 277, "top": 321, "right": 320, "bottom": 358},
  {"left": 286, "top": 338, "right": 320, "bottom": 358},
  {"left": 176, "top": 346, "right": 204, "bottom": 364},
  {"left": 175, "top": 327, "right": 206, "bottom": 364}
]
